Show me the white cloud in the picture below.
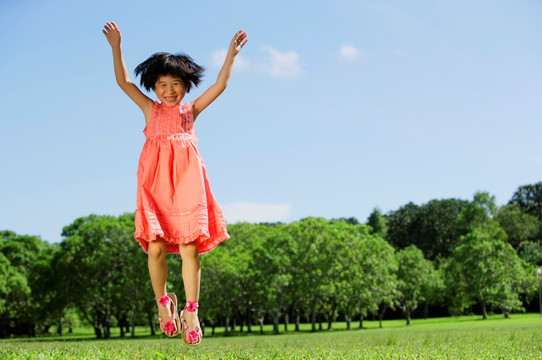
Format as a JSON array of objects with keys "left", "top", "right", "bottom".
[
  {"left": 261, "top": 45, "right": 300, "bottom": 77},
  {"left": 210, "top": 49, "right": 249, "bottom": 70},
  {"left": 339, "top": 43, "right": 359, "bottom": 60},
  {"left": 210, "top": 49, "right": 228, "bottom": 67},
  {"left": 210, "top": 46, "right": 300, "bottom": 77},
  {"left": 222, "top": 202, "right": 291, "bottom": 224}
]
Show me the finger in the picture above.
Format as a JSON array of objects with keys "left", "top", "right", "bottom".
[{"left": 237, "top": 32, "right": 247, "bottom": 43}]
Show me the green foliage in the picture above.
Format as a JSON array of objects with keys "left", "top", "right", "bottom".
[
  {"left": 58, "top": 213, "right": 143, "bottom": 338},
  {"left": 496, "top": 203, "right": 540, "bottom": 248},
  {"left": 4, "top": 181, "right": 542, "bottom": 338},
  {"left": 0, "top": 231, "right": 54, "bottom": 337},
  {"left": 444, "top": 223, "right": 527, "bottom": 318},
  {"left": 510, "top": 181, "right": 542, "bottom": 221},
  {"left": 457, "top": 191, "right": 499, "bottom": 234},
  {"left": 387, "top": 199, "right": 468, "bottom": 259},
  {"left": 518, "top": 241, "right": 542, "bottom": 267},
  {"left": 395, "top": 245, "right": 436, "bottom": 325},
  {"left": 366, "top": 207, "right": 388, "bottom": 238}
]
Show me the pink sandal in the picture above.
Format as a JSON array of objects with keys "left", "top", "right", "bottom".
[
  {"left": 156, "top": 293, "right": 180, "bottom": 337},
  {"left": 180, "top": 301, "right": 202, "bottom": 346}
]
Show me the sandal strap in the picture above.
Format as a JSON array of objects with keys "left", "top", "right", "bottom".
[
  {"left": 156, "top": 295, "right": 170, "bottom": 307},
  {"left": 184, "top": 301, "right": 198, "bottom": 312}
]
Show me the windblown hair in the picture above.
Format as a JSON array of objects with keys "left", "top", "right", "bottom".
[{"left": 134, "top": 52, "right": 204, "bottom": 93}]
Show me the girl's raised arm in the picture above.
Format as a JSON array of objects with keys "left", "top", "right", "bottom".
[
  {"left": 192, "top": 30, "right": 248, "bottom": 120},
  {"left": 103, "top": 22, "right": 154, "bottom": 123}
]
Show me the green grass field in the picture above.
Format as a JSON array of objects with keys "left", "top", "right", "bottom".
[{"left": 1, "top": 314, "right": 541, "bottom": 359}]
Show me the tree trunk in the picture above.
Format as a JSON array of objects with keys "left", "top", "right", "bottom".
[
  {"left": 104, "top": 324, "right": 111, "bottom": 339},
  {"left": 246, "top": 307, "right": 252, "bottom": 335},
  {"left": 119, "top": 314, "right": 125, "bottom": 338},
  {"left": 212, "top": 325, "right": 216, "bottom": 336},
  {"left": 274, "top": 311, "right": 279, "bottom": 334},
  {"left": 378, "top": 305, "right": 387, "bottom": 329},
  {"left": 310, "top": 307, "right": 316, "bottom": 332},
  {"left": 482, "top": 303, "right": 488, "bottom": 320},
  {"left": 224, "top": 313, "right": 229, "bottom": 336},
  {"left": 258, "top": 317, "right": 264, "bottom": 335},
  {"left": 93, "top": 326, "right": 103, "bottom": 339},
  {"left": 284, "top": 313, "right": 289, "bottom": 332},
  {"left": 346, "top": 314, "right": 351, "bottom": 330},
  {"left": 423, "top": 301, "right": 429, "bottom": 319},
  {"left": 57, "top": 319, "right": 63, "bottom": 337},
  {"left": 318, "top": 314, "right": 323, "bottom": 331},
  {"left": 406, "top": 307, "right": 412, "bottom": 326},
  {"left": 131, "top": 289, "right": 138, "bottom": 338},
  {"left": 327, "top": 305, "right": 335, "bottom": 330},
  {"left": 131, "top": 309, "right": 136, "bottom": 338},
  {"left": 295, "top": 313, "right": 300, "bottom": 332},
  {"left": 124, "top": 316, "right": 129, "bottom": 335},
  {"left": 147, "top": 311, "right": 155, "bottom": 336},
  {"left": 359, "top": 315, "right": 364, "bottom": 329}
]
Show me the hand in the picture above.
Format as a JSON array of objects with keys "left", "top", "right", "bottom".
[
  {"left": 102, "top": 22, "right": 121, "bottom": 47},
  {"left": 229, "top": 30, "right": 248, "bottom": 55}
]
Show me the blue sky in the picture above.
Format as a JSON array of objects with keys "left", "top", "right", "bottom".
[{"left": 1, "top": 0, "right": 541, "bottom": 243}]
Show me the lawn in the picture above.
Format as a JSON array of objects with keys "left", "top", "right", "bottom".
[{"left": 1, "top": 314, "right": 541, "bottom": 359}]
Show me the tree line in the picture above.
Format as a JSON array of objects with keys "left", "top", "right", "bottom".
[{"left": 1, "top": 182, "right": 541, "bottom": 338}]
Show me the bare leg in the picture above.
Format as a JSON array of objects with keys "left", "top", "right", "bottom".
[
  {"left": 148, "top": 239, "right": 176, "bottom": 336},
  {"left": 179, "top": 242, "right": 201, "bottom": 342}
]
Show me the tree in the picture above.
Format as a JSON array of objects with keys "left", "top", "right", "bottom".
[
  {"left": 518, "top": 241, "right": 542, "bottom": 267},
  {"left": 59, "top": 214, "right": 140, "bottom": 338},
  {"left": 444, "top": 223, "right": 526, "bottom": 319},
  {"left": 0, "top": 252, "right": 29, "bottom": 338},
  {"left": 0, "top": 231, "right": 54, "bottom": 337},
  {"left": 256, "top": 224, "right": 292, "bottom": 334},
  {"left": 200, "top": 236, "right": 241, "bottom": 336},
  {"left": 366, "top": 207, "right": 388, "bottom": 239},
  {"left": 496, "top": 203, "right": 539, "bottom": 248},
  {"left": 386, "top": 199, "right": 468, "bottom": 259},
  {"left": 354, "top": 230, "right": 397, "bottom": 329},
  {"left": 509, "top": 182, "right": 542, "bottom": 221},
  {"left": 457, "top": 191, "right": 498, "bottom": 234},
  {"left": 287, "top": 218, "right": 331, "bottom": 332},
  {"left": 395, "top": 245, "right": 435, "bottom": 325}
]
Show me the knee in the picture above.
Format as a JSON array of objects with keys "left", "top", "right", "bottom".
[
  {"left": 147, "top": 241, "right": 167, "bottom": 260},
  {"left": 179, "top": 242, "right": 199, "bottom": 261}
]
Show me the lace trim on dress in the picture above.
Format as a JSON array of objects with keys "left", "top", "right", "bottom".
[
  {"left": 145, "top": 133, "right": 199, "bottom": 148},
  {"left": 137, "top": 204, "right": 206, "bottom": 217}
]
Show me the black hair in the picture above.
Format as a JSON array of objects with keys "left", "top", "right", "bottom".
[{"left": 134, "top": 52, "right": 204, "bottom": 93}]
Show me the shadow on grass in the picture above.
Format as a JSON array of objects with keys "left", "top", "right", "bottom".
[{"left": 3, "top": 313, "right": 538, "bottom": 343}]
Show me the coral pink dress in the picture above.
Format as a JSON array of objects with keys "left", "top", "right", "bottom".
[{"left": 134, "top": 101, "right": 229, "bottom": 254}]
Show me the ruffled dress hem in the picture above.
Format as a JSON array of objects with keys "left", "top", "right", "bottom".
[{"left": 134, "top": 227, "right": 230, "bottom": 255}]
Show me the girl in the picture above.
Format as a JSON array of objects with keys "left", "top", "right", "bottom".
[{"left": 103, "top": 21, "right": 247, "bottom": 345}]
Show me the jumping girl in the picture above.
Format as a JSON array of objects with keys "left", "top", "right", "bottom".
[{"left": 102, "top": 21, "right": 247, "bottom": 345}]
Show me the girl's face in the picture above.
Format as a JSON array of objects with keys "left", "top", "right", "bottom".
[{"left": 154, "top": 75, "right": 185, "bottom": 107}]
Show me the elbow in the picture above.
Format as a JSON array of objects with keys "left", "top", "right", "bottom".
[{"left": 117, "top": 78, "right": 133, "bottom": 90}]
